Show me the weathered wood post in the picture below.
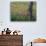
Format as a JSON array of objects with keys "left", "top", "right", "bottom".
[{"left": 29, "top": 2, "right": 33, "bottom": 20}]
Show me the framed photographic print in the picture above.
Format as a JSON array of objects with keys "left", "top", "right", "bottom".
[{"left": 10, "top": 1, "right": 36, "bottom": 21}]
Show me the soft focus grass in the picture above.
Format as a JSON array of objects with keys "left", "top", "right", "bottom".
[{"left": 11, "top": 14, "right": 30, "bottom": 21}]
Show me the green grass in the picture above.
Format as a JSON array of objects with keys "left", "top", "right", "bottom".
[{"left": 11, "top": 14, "right": 30, "bottom": 21}]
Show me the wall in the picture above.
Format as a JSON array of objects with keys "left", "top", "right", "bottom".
[{"left": 0, "top": 0, "right": 46, "bottom": 46}]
